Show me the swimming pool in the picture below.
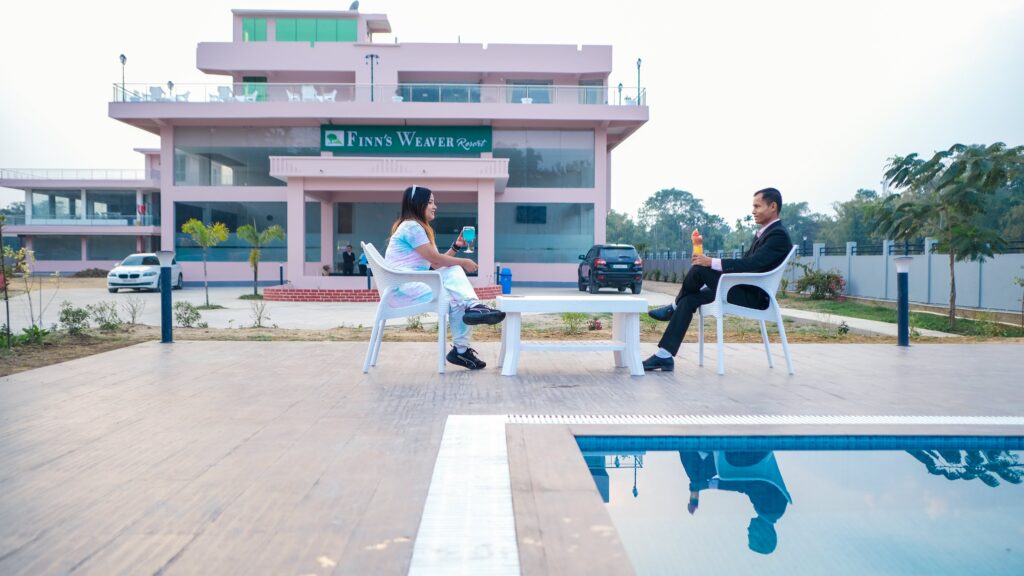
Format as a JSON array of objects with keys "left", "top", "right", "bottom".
[{"left": 578, "top": 436, "right": 1024, "bottom": 575}]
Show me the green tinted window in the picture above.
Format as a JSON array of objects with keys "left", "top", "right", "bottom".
[
  {"left": 296, "top": 19, "right": 316, "bottom": 42},
  {"left": 316, "top": 19, "right": 336, "bottom": 42},
  {"left": 276, "top": 18, "right": 296, "bottom": 41},
  {"left": 242, "top": 18, "right": 267, "bottom": 42},
  {"left": 337, "top": 19, "right": 357, "bottom": 41}
]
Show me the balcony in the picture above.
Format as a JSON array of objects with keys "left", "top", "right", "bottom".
[
  {"left": 111, "top": 82, "right": 648, "bottom": 107},
  {"left": 0, "top": 168, "right": 148, "bottom": 180}
]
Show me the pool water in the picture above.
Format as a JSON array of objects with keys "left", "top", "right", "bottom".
[{"left": 579, "top": 437, "right": 1024, "bottom": 575}]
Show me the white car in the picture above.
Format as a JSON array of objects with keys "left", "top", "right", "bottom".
[{"left": 107, "top": 253, "right": 183, "bottom": 293}]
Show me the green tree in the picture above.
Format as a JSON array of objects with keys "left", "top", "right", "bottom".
[
  {"left": 235, "top": 220, "right": 286, "bottom": 297},
  {"left": 822, "top": 189, "right": 887, "bottom": 246},
  {"left": 638, "top": 188, "right": 729, "bottom": 254},
  {"left": 875, "top": 143, "right": 1024, "bottom": 329},
  {"left": 181, "top": 218, "right": 229, "bottom": 307},
  {"left": 606, "top": 209, "right": 643, "bottom": 247}
]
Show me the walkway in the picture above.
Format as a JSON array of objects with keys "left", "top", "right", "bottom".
[{"left": 1, "top": 340, "right": 1022, "bottom": 574}]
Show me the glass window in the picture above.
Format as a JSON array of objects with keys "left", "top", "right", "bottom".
[
  {"left": 242, "top": 76, "right": 268, "bottom": 102},
  {"left": 173, "top": 127, "right": 320, "bottom": 186},
  {"left": 316, "top": 19, "right": 336, "bottom": 42},
  {"left": 507, "top": 80, "right": 553, "bottom": 104},
  {"left": 175, "top": 202, "right": 287, "bottom": 262},
  {"left": 86, "top": 190, "right": 136, "bottom": 222},
  {"left": 494, "top": 203, "right": 594, "bottom": 263},
  {"left": 31, "top": 190, "right": 82, "bottom": 219},
  {"left": 337, "top": 19, "right": 357, "bottom": 41},
  {"left": 579, "top": 79, "right": 605, "bottom": 104},
  {"left": 33, "top": 236, "right": 82, "bottom": 261},
  {"left": 276, "top": 18, "right": 296, "bottom": 41},
  {"left": 243, "top": 18, "right": 267, "bottom": 42},
  {"left": 305, "top": 201, "right": 320, "bottom": 262},
  {"left": 296, "top": 19, "right": 316, "bottom": 43},
  {"left": 87, "top": 236, "right": 137, "bottom": 260},
  {"left": 492, "top": 130, "right": 595, "bottom": 188}
]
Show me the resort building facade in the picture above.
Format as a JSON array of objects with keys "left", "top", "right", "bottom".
[{"left": 0, "top": 7, "right": 648, "bottom": 290}]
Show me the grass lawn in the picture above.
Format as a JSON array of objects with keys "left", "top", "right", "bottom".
[{"left": 780, "top": 294, "right": 1024, "bottom": 337}]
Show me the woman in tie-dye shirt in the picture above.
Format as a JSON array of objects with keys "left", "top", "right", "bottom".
[{"left": 385, "top": 185, "right": 505, "bottom": 370}]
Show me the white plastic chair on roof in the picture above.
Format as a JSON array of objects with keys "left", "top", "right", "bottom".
[
  {"left": 697, "top": 246, "right": 797, "bottom": 375},
  {"left": 301, "top": 85, "right": 317, "bottom": 102},
  {"left": 361, "top": 242, "right": 449, "bottom": 374}
]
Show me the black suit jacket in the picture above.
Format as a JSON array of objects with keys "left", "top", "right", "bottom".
[{"left": 720, "top": 221, "right": 793, "bottom": 309}]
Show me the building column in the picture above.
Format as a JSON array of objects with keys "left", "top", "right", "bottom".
[
  {"left": 136, "top": 190, "right": 143, "bottom": 225},
  {"left": 24, "top": 190, "right": 32, "bottom": 224},
  {"left": 286, "top": 178, "right": 306, "bottom": 285},
  {"left": 477, "top": 180, "right": 496, "bottom": 286},
  {"left": 80, "top": 189, "right": 86, "bottom": 220},
  {"left": 81, "top": 237, "right": 88, "bottom": 263},
  {"left": 320, "top": 198, "right": 333, "bottom": 272},
  {"left": 137, "top": 236, "right": 144, "bottom": 252},
  {"left": 159, "top": 125, "right": 174, "bottom": 250}
]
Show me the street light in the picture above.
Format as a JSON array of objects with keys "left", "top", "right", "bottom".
[
  {"left": 119, "top": 54, "right": 127, "bottom": 102},
  {"left": 365, "top": 53, "right": 380, "bottom": 102},
  {"left": 894, "top": 256, "right": 913, "bottom": 347},
  {"left": 167, "top": 80, "right": 174, "bottom": 99},
  {"left": 617, "top": 82, "right": 623, "bottom": 105},
  {"left": 636, "top": 58, "right": 642, "bottom": 106}
]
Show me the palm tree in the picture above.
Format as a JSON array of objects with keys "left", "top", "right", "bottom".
[
  {"left": 907, "top": 449, "right": 1023, "bottom": 487},
  {"left": 180, "top": 218, "right": 229, "bottom": 307},
  {"left": 235, "top": 220, "right": 286, "bottom": 297},
  {"left": 875, "top": 143, "right": 1024, "bottom": 329}
]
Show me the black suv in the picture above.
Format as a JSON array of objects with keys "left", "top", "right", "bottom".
[{"left": 578, "top": 244, "right": 643, "bottom": 294}]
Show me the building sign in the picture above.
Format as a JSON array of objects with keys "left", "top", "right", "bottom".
[{"left": 321, "top": 125, "right": 492, "bottom": 156}]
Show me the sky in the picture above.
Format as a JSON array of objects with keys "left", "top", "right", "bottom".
[{"left": 1, "top": 0, "right": 1022, "bottom": 224}]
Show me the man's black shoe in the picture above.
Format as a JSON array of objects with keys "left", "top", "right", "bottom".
[
  {"left": 642, "top": 354, "right": 674, "bottom": 372},
  {"left": 447, "top": 346, "right": 487, "bottom": 370},
  {"left": 648, "top": 304, "right": 674, "bottom": 321},
  {"left": 463, "top": 303, "right": 506, "bottom": 326}
]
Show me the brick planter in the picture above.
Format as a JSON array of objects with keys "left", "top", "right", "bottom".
[{"left": 264, "top": 284, "right": 503, "bottom": 303}]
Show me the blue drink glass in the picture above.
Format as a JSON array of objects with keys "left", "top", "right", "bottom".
[{"left": 462, "top": 226, "right": 476, "bottom": 253}]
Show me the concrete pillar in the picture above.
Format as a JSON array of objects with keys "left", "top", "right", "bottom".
[
  {"left": 81, "top": 237, "right": 88, "bottom": 262},
  {"left": 845, "top": 241, "right": 856, "bottom": 295},
  {"left": 285, "top": 179, "right": 306, "bottom": 285},
  {"left": 80, "top": 189, "right": 86, "bottom": 220},
  {"left": 477, "top": 179, "right": 496, "bottom": 285},
  {"left": 924, "top": 237, "right": 935, "bottom": 304},
  {"left": 882, "top": 239, "right": 894, "bottom": 299},
  {"left": 24, "top": 190, "right": 32, "bottom": 224},
  {"left": 159, "top": 125, "right": 174, "bottom": 250},
  {"left": 812, "top": 242, "right": 825, "bottom": 269},
  {"left": 136, "top": 190, "right": 143, "bottom": 225},
  {"left": 320, "top": 199, "right": 333, "bottom": 271}
]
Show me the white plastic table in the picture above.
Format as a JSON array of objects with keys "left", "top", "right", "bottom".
[{"left": 496, "top": 295, "right": 648, "bottom": 377}]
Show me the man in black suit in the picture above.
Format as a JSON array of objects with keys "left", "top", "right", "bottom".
[{"left": 643, "top": 187, "right": 793, "bottom": 371}]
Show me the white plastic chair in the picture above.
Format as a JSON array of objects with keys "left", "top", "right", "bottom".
[
  {"left": 698, "top": 246, "right": 797, "bottom": 375},
  {"left": 148, "top": 86, "right": 166, "bottom": 101},
  {"left": 361, "top": 242, "right": 450, "bottom": 374},
  {"left": 301, "top": 85, "right": 317, "bottom": 101},
  {"left": 216, "top": 86, "right": 233, "bottom": 102},
  {"left": 286, "top": 88, "right": 300, "bottom": 102},
  {"left": 321, "top": 89, "right": 337, "bottom": 102}
]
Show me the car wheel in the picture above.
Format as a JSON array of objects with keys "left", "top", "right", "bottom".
[
  {"left": 632, "top": 282, "right": 643, "bottom": 295},
  {"left": 108, "top": 288, "right": 118, "bottom": 293},
  {"left": 578, "top": 275, "right": 587, "bottom": 292},
  {"left": 588, "top": 275, "right": 600, "bottom": 294},
  {"left": 175, "top": 273, "right": 183, "bottom": 290}
]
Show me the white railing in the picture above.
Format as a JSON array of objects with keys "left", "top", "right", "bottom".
[
  {"left": 0, "top": 168, "right": 148, "bottom": 181},
  {"left": 111, "top": 82, "right": 649, "bottom": 107},
  {"left": 9, "top": 215, "right": 160, "bottom": 227}
]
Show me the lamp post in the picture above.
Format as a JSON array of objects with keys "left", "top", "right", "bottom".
[
  {"left": 365, "top": 53, "right": 380, "bottom": 102},
  {"left": 119, "top": 54, "right": 127, "bottom": 102},
  {"left": 895, "top": 256, "right": 912, "bottom": 347},
  {"left": 617, "top": 82, "right": 623, "bottom": 105},
  {"left": 167, "top": 80, "right": 174, "bottom": 100},
  {"left": 636, "top": 58, "right": 642, "bottom": 105},
  {"left": 802, "top": 236, "right": 808, "bottom": 257},
  {"left": 156, "top": 250, "right": 175, "bottom": 343}
]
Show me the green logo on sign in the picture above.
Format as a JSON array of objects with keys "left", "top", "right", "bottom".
[{"left": 321, "top": 125, "right": 492, "bottom": 156}]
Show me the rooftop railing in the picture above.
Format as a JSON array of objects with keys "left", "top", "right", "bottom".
[
  {"left": 5, "top": 214, "right": 160, "bottom": 227},
  {"left": 0, "top": 168, "right": 148, "bottom": 181},
  {"left": 111, "top": 82, "right": 648, "bottom": 106}
]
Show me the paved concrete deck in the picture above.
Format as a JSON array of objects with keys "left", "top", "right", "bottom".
[{"left": 1, "top": 340, "right": 1022, "bottom": 575}]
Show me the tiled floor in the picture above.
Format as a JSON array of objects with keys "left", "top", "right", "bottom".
[{"left": 1, "top": 340, "right": 1022, "bottom": 575}]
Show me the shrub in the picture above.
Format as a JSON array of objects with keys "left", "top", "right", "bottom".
[
  {"left": 72, "top": 268, "right": 110, "bottom": 278},
  {"left": 250, "top": 299, "right": 272, "bottom": 328},
  {"left": 59, "top": 301, "right": 90, "bottom": 335},
  {"left": 670, "top": 272, "right": 678, "bottom": 283},
  {"left": 794, "top": 266, "right": 846, "bottom": 300},
  {"left": 652, "top": 270, "right": 661, "bottom": 282},
  {"left": 86, "top": 301, "right": 122, "bottom": 332},
  {"left": 561, "top": 312, "right": 588, "bottom": 334},
  {"left": 120, "top": 296, "right": 146, "bottom": 325},
  {"left": 174, "top": 301, "right": 205, "bottom": 328},
  {"left": 19, "top": 325, "right": 50, "bottom": 344},
  {"left": 406, "top": 313, "right": 424, "bottom": 331},
  {"left": 588, "top": 317, "right": 603, "bottom": 331}
]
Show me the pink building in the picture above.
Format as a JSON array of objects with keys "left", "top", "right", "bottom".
[{"left": 1, "top": 7, "right": 647, "bottom": 291}]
